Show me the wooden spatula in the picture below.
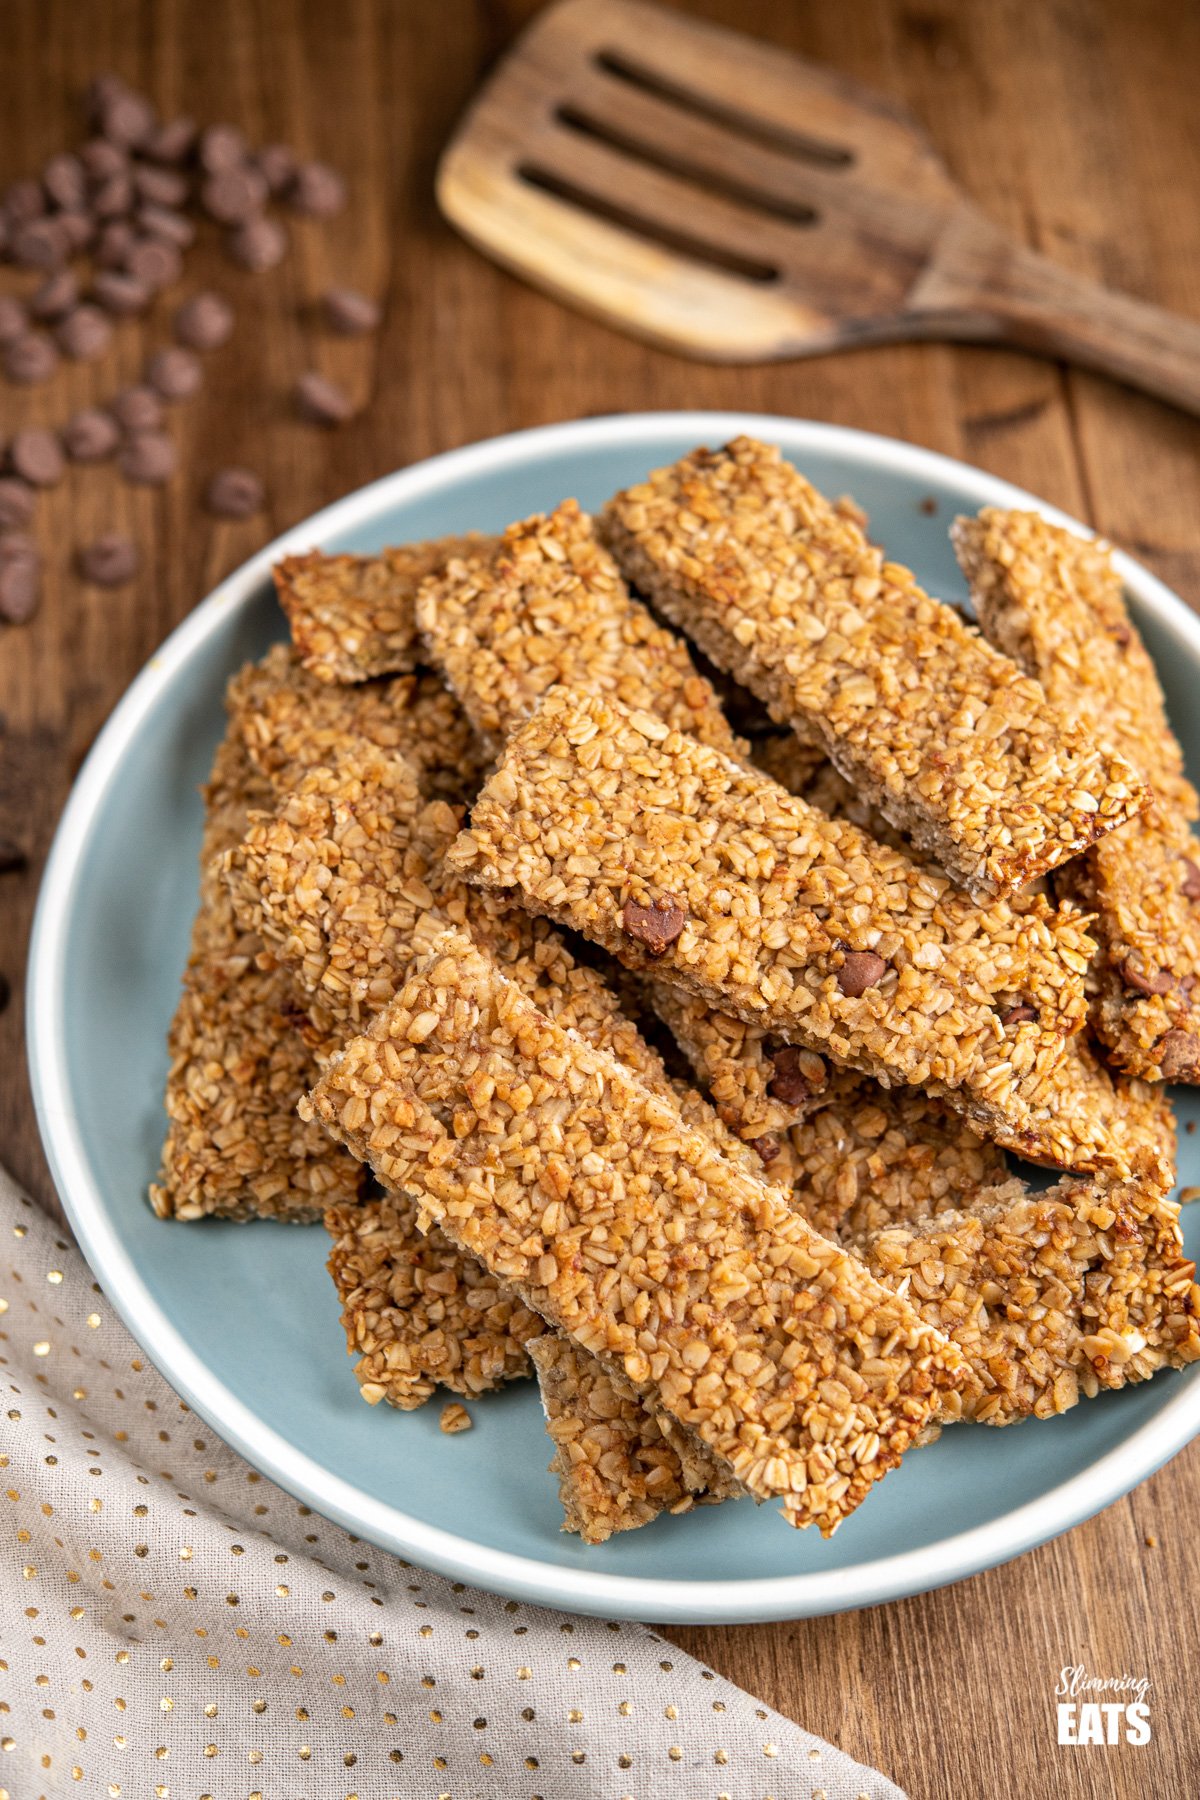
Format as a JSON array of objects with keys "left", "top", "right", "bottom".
[{"left": 437, "top": 0, "right": 1200, "bottom": 414}]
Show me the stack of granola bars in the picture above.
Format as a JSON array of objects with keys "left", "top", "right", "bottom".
[{"left": 151, "top": 437, "right": 1200, "bottom": 1543}]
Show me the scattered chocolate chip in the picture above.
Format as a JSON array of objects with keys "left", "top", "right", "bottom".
[
  {"left": 136, "top": 203, "right": 195, "bottom": 248},
  {"left": 124, "top": 235, "right": 182, "bottom": 290},
  {"left": 77, "top": 533, "right": 139, "bottom": 586},
  {"left": 42, "top": 151, "right": 87, "bottom": 211},
  {"left": 99, "top": 88, "right": 156, "bottom": 151},
  {"left": 205, "top": 466, "right": 265, "bottom": 518},
  {"left": 0, "top": 839, "right": 25, "bottom": 874},
  {"left": 3, "top": 331, "right": 59, "bottom": 384},
  {"left": 95, "top": 219, "right": 135, "bottom": 268},
  {"left": 144, "top": 116, "right": 196, "bottom": 163},
  {"left": 11, "top": 216, "right": 69, "bottom": 270},
  {"left": 0, "top": 479, "right": 34, "bottom": 528},
  {"left": 1108, "top": 620, "right": 1133, "bottom": 651},
  {"left": 998, "top": 1001, "right": 1037, "bottom": 1026},
  {"left": 751, "top": 1133, "right": 782, "bottom": 1166},
  {"left": 111, "top": 385, "right": 164, "bottom": 433},
  {"left": 767, "top": 1044, "right": 822, "bottom": 1108},
  {"left": 255, "top": 143, "right": 297, "bottom": 193},
  {"left": 120, "top": 429, "right": 176, "bottom": 485},
  {"left": 174, "top": 290, "right": 234, "bottom": 350},
  {"left": 62, "top": 408, "right": 120, "bottom": 462},
  {"left": 1182, "top": 857, "right": 1200, "bottom": 902},
  {"left": 323, "top": 286, "right": 380, "bottom": 335},
  {"left": 80, "top": 136, "right": 127, "bottom": 181},
  {"left": 919, "top": 495, "right": 938, "bottom": 515},
  {"left": 146, "top": 345, "right": 201, "bottom": 400},
  {"left": 133, "top": 163, "right": 189, "bottom": 208},
  {"left": 91, "top": 171, "right": 134, "bottom": 219},
  {"left": 1119, "top": 958, "right": 1175, "bottom": 997},
  {"left": 198, "top": 123, "right": 248, "bottom": 173},
  {"left": 1158, "top": 1027, "right": 1200, "bottom": 1081},
  {"left": 288, "top": 160, "right": 346, "bottom": 216},
  {"left": 10, "top": 427, "right": 65, "bottom": 488},
  {"left": 836, "top": 949, "right": 888, "bottom": 997},
  {"left": 55, "top": 304, "right": 114, "bottom": 362},
  {"left": 92, "top": 270, "right": 151, "bottom": 315},
  {"left": 0, "top": 552, "right": 40, "bottom": 623},
  {"left": 202, "top": 164, "right": 267, "bottom": 224},
  {"left": 0, "top": 297, "right": 28, "bottom": 345},
  {"left": 4, "top": 177, "right": 45, "bottom": 224},
  {"left": 226, "top": 214, "right": 287, "bottom": 271},
  {"left": 620, "top": 895, "right": 687, "bottom": 957},
  {"left": 29, "top": 270, "right": 79, "bottom": 320}
]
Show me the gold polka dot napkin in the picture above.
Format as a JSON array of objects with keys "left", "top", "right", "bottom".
[{"left": 0, "top": 1167, "right": 905, "bottom": 1800}]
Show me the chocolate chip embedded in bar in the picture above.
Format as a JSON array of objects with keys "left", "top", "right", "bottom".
[
  {"left": 302, "top": 928, "right": 965, "bottom": 1535},
  {"left": 599, "top": 437, "right": 1149, "bottom": 902},
  {"left": 955, "top": 507, "right": 1200, "bottom": 1084},
  {"left": 414, "top": 499, "right": 744, "bottom": 760},
  {"left": 446, "top": 686, "right": 1115, "bottom": 1166}
]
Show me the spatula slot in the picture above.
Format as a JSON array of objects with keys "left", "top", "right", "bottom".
[
  {"left": 554, "top": 105, "right": 820, "bottom": 228},
  {"left": 516, "top": 163, "right": 781, "bottom": 284},
  {"left": 594, "top": 48, "right": 855, "bottom": 171}
]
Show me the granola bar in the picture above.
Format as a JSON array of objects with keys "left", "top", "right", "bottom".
[
  {"left": 303, "top": 929, "right": 965, "bottom": 1534},
  {"left": 228, "top": 642, "right": 487, "bottom": 807},
  {"left": 415, "top": 499, "right": 744, "bottom": 759},
  {"left": 863, "top": 1175, "right": 1200, "bottom": 1425},
  {"left": 149, "top": 726, "right": 363, "bottom": 1223},
  {"left": 275, "top": 535, "right": 495, "bottom": 684},
  {"left": 600, "top": 438, "right": 1148, "bottom": 901},
  {"left": 954, "top": 508, "right": 1200, "bottom": 1081},
  {"left": 529, "top": 1335, "right": 738, "bottom": 1544},
  {"left": 325, "top": 1190, "right": 545, "bottom": 1408},
  {"left": 447, "top": 688, "right": 1138, "bottom": 1171}
]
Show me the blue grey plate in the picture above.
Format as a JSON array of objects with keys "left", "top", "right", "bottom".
[{"left": 27, "top": 414, "right": 1200, "bottom": 1622}]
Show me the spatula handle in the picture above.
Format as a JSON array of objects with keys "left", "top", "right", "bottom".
[{"left": 917, "top": 211, "right": 1200, "bottom": 416}]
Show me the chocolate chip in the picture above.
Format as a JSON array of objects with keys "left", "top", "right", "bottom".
[
  {"left": 0, "top": 839, "right": 26, "bottom": 874},
  {"left": 620, "top": 895, "right": 687, "bottom": 957},
  {"left": 226, "top": 215, "right": 287, "bottom": 271},
  {"left": 3, "top": 332, "right": 58, "bottom": 384},
  {"left": 55, "top": 304, "right": 114, "bottom": 362},
  {"left": 0, "top": 480, "right": 34, "bottom": 528},
  {"left": 134, "top": 163, "right": 189, "bottom": 208},
  {"left": 146, "top": 345, "right": 202, "bottom": 401},
  {"left": 95, "top": 220, "right": 135, "bottom": 268},
  {"left": 288, "top": 160, "right": 346, "bottom": 216},
  {"left": 10, "top": 428, "right": 65, "bottom": 488},
  {"left": 92, "top": 270, "right": 151, "bottom": 315},
  {"left": 1108, "top": 620, "right": 1133, "bottom": 651},
  {"left": 1158, "top": 1027, "right": 1200, "bottom": 1081},
  {"left": 198, "top": 123, "right": 248, "bottom": 173},
  {"left": 836, "top": 950, "right": 888, "bottom": 997},
  {"left": 202, "top": 164, "right": 267, "bottom": 224},
  {"left": 62, "top": 408, "right": 120, "bottom": 462},
  {"left": 0, "top": 552, "right": 40, "bottom": 623},
  {"left": 120, "top": 429, "right": 176, "bottom": 485},
  {"left": 42, "top": 152, "right": 87, "bottom": 211},
  {"left": 111, "top": 385, "right": 164, "bottom": 433},
  {"left": 124, "top": 236, "right": 183, "bottom": 290},
  {"left": 205, "top": 466, "right": 264, "bottom": 518},
  {"left": 767, "top": 1044, "right": 822, "bottom": 1107},
  {"left": 11, "top": 216, "right": 69, "bottom": 270},
  {"left": 99, "top": 88, "right": 156, "bottom": 151},
  {"left": 323, "top": 287, "right": 381, "bottom": 335},
  {"left": 999, "top": 1001, "right": 1037, "bottom": 1026},
  {"left": 255, "top": 143, "right": 297, "bottom": 193},
  {"left": 29, "top": 270, "right": 79, "bottom": 320},
  {"left": 144, "top": 116, "right": 196, "bottom": 163},
  {"left": 80, "top": 137, "right": 127, "bottom": 181},
  {"left": 751, "top": 1133, "right": 782, "bottom": 1166},
  {"left": 0, "top": 297, "right": 27, "bottom": 345},
  {"left": 77, "top": 534, "right": 139, "bottom": 586},
  {"left": 1119, "top": 958, "right": 1175, "bottom": 997},
  {"left": 174, "top": 291, "right": 234, "bottom": 350},
  {"left": 91, "top": 171, "right": 134, "bottom": 219},
  {"left": 136, "top": 203, "right": 195, "bottom": 248},
  {"left": 1182, "top": 857, "right": 1200, "bottom": 902}
]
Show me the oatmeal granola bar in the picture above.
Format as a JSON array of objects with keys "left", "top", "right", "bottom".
[
  {"left": 862, "top": 1175, "right": 1200, "bottom": 1425},
  {"left": 149, "top": 726, "right": 363, "bottom": 1223},
  {"left": 275, "top": 535, "right": 495, "bottom": 684},
  {"left": 600, "top": 438, "right": 1148, "bottom": 901},
  {"left": 529, "top": 1335, "right": 738, "bottom": 1544},
  {"left": 303, "top": 929, "right": 965, "bottom": 1534},
  {"left": 954, "top": 508, "right": 1200, "bottom": 1081},
  {"left": 325, "top": 1190, "right": 545, "bottom": 1408},
  {"left": 228, "top": 642, "right": 487, "bottom": 807},
  {"left": 415, "top": 499, "right": 744, "bottom": 759},
  {"left": 446, "top": 688, "right": 1131, "bottom": 1168}
]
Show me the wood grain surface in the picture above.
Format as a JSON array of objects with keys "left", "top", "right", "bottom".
[{"left": 2, "top": 3, "right": 1198, "bottom": 1794}]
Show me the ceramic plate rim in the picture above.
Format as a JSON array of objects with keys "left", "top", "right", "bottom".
[{"left": 26, "top": 410, "right": 1200, "bottom": 1623}]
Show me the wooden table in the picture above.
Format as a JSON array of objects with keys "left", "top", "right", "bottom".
[{"left": 3, "top": 3, "right": 1198, "bottom": 1793}]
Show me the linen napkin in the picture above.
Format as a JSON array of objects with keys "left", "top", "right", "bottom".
[{"left": 0, "top": 1165, "right": 906, "bottom": 1799}]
